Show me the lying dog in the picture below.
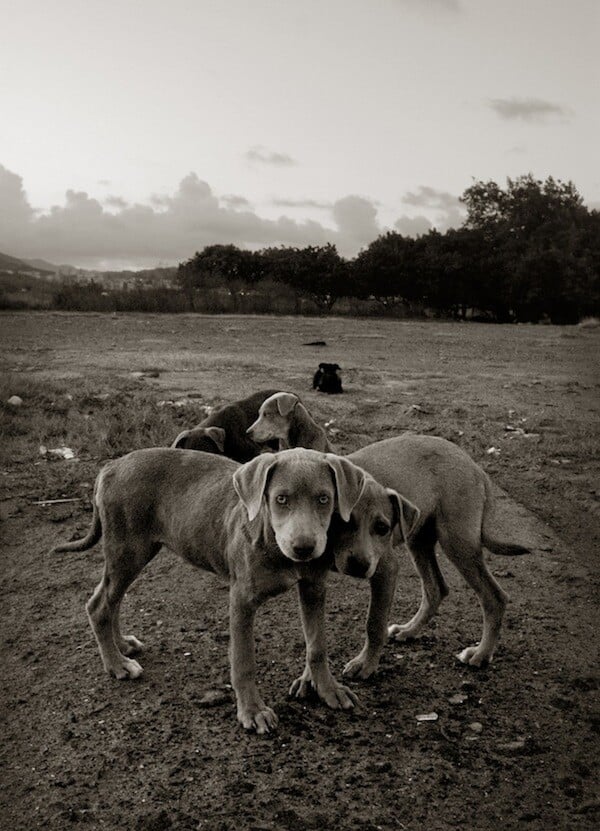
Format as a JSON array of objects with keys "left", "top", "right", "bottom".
[
  {"left": 248, "top": 391, "right": 529, "bottom": 670},
  {"left": 51, "top": 447, "right": 410, "bottom": 731},
  {"left": 313, "top": 363, "right": 343, "bottom": 394},
  {"left": 171, "top": 389, "right": 279, "bottom": 462}
]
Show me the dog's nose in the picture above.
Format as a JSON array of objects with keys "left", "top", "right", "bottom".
[
  {"left": 345, "top": 555, "right": 369, "bottom": 578},
  {"left": 292, "top": 544, "right": 316, "bottom": 560}
]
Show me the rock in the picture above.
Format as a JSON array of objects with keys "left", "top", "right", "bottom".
[
  {"left": 448, "top": 693, "right": 468, "bottom": 705},
  {"left": 497, "top": 738, "right": 526, "bottom": 753},
  {"left": 416, "top": 712, "right": 438, "bottom": 722},
  {"left": 7, "top": 395, "right": 23, "bottom": 407},
  {"left": 468, "top": 722, "right": 483, "bottom": 733}
]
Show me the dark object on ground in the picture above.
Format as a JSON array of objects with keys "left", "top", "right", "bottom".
[
  {"left": 171, "top": 389, "right": 279, "bottom": 462},
  {"left": 303, "top": 340, "right": 327, "bottom": 346},
  {"left": 313, "top": 363, "right": 343, "bottom": 394}
]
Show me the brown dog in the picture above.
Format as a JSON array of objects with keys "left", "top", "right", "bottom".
[
  {"left": 52, "top": 447, "right": 413, "bottom": 731},
  {"left": 172, "top": 389, "right": 279, "bottom": 461},
  {"left": 248, "top": 391, "right": 529, "bottom": 670}
]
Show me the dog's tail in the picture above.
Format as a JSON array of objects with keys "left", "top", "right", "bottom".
[
  {"left": 51, "top": 501, "right": 102, "bottom": 553},
  {"left": 481, "top": 475, "right": 530, "bottom": 556}
]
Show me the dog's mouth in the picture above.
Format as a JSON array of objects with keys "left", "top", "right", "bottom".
[{"left": 335, "top": 552, "right": 374, "bottom": 579}]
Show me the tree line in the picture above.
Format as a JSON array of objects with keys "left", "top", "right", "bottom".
[{"left": 178, "top": 175, "right": 600, "bottom": 324}]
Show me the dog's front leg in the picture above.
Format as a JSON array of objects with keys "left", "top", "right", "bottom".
[
  {"left": 343, "top": 548, "right": 399, "bottom": 679},
  {"left": 289, "top": 574, "right": 358, "bottom": 710},
  {"left": 229, "top": 584, "right": 278, "bottom": 734}
]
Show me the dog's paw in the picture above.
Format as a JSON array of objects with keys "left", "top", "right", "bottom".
[
  {"left": 289, "top": 672, "right": 312, "bottom": 699},
  {"left": 319, "top": 680, "right": 359, "bottom": 710},
  {"left": 343, "top": 653, "right": 379, "bottom": 680},
  {"left": 238, "top": 704, "right": 278, "bottom": 734},
  {"left": 457, "top": 645, "right": 491, "bottom": 667},
  {"left": 119, "top": 635, "right": 144, "bottom": 656},
  {"left": 111, "top": 657, "right": 144, "bottom": 680},
  {"left": 388, "top": 622, "right": 419, "bottom": 641}
]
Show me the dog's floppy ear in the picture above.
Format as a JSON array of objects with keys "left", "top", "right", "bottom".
[
  {"left": 233, "top": 453, "right": 278, "bottom": 521},
  {"left": 171, "top": 429, "right": 191, "bottom": 449},
  {"left": 204, "top": 426, "right": 226, "bottom": 453},
  {"left": 275, "top": 392, "right": 299, "bottom": 417},
  {"left": 325, "top": 454, "right": 367, "bottom": 522},
  {"left": 387, "top": 488, "right": 420, "bottom": 543}
]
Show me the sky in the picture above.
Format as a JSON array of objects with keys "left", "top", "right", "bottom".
[{"left": 1, "top": 0, "right": 598, "bottom": 269}]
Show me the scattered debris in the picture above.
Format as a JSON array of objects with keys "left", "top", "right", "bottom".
[
  {"left": 39, "top": 446, "right": 77, "bottom": 461},
  {"left": 416, "top": 712, "right": 438, "bottom": 722},
  {"left": 7, "top": 395, "right": 23, "bottom": 407},
  {"left": 32, "top": 497, "right": 81, "bottom": 506},
  {"left": 486, "top": 447, "right": 501, "bottom": 456},
  {"left": 157, "top": 398, "right": 210, "bottom": 410},
  {"left": 406, "top": 404, "right": 432, "bottom": 415},
  {"left": 496, "top": 738, "right": 527, "bottom": 753},
  {"left": 550, "top": 458, "right": 572, "bottom": 465},
  {"left": 196, "top": 689, "right": 230, "bottom": 707},
  {"left": 504, "top": 425, "right": 540, "bottom": 439}
]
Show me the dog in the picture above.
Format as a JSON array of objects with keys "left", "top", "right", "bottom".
[
  {"left": 51, "top": 447, "right": 404, "bottom": 732},
  {"left": 248, "top": 392, "right": 529, "bottom": 669},
  {"left": 248, "top": 391, "right": 331, "bottom": 452},
  {"left": 313, "top": 363, "right": 343, "bottom": 394},
  {"left": 171, "top": 389, "right": 279, "bottom": 462}
]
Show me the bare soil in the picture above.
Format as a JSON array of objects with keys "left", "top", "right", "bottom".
[{"left": 1, "top": 312, "right": 599, "bottom": 831}]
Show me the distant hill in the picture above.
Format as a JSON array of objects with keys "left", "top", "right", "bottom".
[
  {"left": 0, "top": 251, "right": 32, "bottom": 271},
  {"left": 0, "top": 251, "right": 177, "bottom": 286},
  {"left": 23, "top": 257, "right": 60, "bottom": 273}
]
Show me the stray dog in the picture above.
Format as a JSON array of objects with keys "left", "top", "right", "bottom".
[
  {"left": 248, "top": 392, "right": 331, "bottom": 452},
  {"left": 248, "top": 392, "right": 529, "bottom": 668},
  {"left": 171, "top": 389, "right": 279, "bottom": 462},
  {"left": 313, "top": 363, "right": 343, "bottom": 394},
  {"left": 52, "top": 447, "right": 381, "bottom": 732}
]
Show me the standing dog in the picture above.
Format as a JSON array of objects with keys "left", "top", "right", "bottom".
[
  {"left": 248, "top": 392, "right": 529, "bottom": 670},
  {"left": 51, "top": 447, "right": 405, "bottom": 732},
  {"left": 171, "top": 389, "right": 279, "bottom": 461}
]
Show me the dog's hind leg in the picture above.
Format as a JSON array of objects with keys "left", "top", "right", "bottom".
[
  {"left": 87, "top": 537, "right": 157, "bottom": 680},
  {"left": 388, "top": 524, "right": 448, "bottom": 641},
  {"left": 438, "top": 528, "right": 508, "bottom": 667}
]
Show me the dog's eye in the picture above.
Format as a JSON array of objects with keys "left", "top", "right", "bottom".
[
  {"left": 373, "top": 520, "right": 390, "bottom": 536},
  {"left": 317, "top": 494, "right": 330, "bottom": 505},
  {"left": 275, "top": 494, "right": 288, "bottom": 505}
]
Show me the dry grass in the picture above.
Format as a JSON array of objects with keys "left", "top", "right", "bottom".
[{"left": 1, "top": 311, "right": 598, "bottom": 554}]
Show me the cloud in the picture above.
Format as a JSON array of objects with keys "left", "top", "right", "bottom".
[
  {"left": 245, "top": 145, "right": 297, "bottom": 166},
  {"left": 488, "top": 97, "right": 572, "bottom": 123},
  {"left": 104, "top": 195, "right": 128, "bottom": 209},
  {"left": 332, "top": 195, "right": 380, "bottom": 254},
  {"left": 0, "top": 165, "right": 391, "bottom": 268},
  {"left": 394, "top": 0, "right": 461, "bottom": 13},
  {"left": 394, "top": 214, "right": 432, "bottom": 236},
  {"left": 221, "top": 194, "right": 251, "bottom": 209},
  {"left": 273, "top": 197, "right": 331, "bottom": 210},
  {"left": 400, "top": 185, "right": 464, "bottom": 230}
]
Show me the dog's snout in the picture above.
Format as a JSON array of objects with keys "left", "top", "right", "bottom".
[
  {"left": 292, "top": 543, "right": 316, "bottom": 560},
  {"left": 345, "top": 555, "right": 369, "bottom": 578}
]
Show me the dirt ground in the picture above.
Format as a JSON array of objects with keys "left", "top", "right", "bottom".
[{"left": 1, "top": 312, "right": 599, "bottom": 831}]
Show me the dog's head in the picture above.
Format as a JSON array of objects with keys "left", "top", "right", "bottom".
[
  {"left": 171, "top": 426, "right": 226, "bottom": 454},
  {"left": 246, "top": 392, "right": 298, "bottom": 445},
  {"left": 328, "top": 471, "right": 420, "bottom": 580},
  {"left": 233, "top": 448, "right": 367, "bottom": 563}
]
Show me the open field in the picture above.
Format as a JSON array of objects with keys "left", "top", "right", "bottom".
[{"left": 1, "top": 312, "right": 599, "bottom": 830}]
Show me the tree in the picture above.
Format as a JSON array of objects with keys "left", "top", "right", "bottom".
[
  {"left": 261, "top": 244, "right": 348, "bottom": 312},
  {"left": 353, "top": 232, "right": 420, "bottom": 311}
]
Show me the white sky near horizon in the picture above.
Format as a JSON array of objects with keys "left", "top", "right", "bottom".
[{"left": 1, "top": 0, "right": 599, "bottom": 269}]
